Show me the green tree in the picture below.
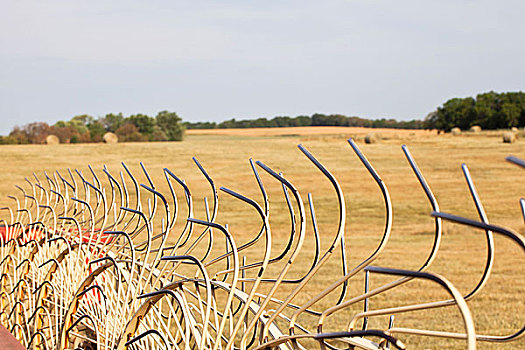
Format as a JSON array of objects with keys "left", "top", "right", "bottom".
[
  {"left": 435, "top": 97, "right": 476, "bottom": 131},
  {"left": 86, "top": 120, "right": 106, "bottom": 142},
  {"left": 155, "top": 111, "right": 185, "bottom": 141},
  {"left": 128, "top": 114, "right": 155, "bottom": 135},
  {"left": 115, "top": 123, "right": 146, "bottom": 142},
  {"left": 102, "top": 113, "right": 125, "bottom": 132}
]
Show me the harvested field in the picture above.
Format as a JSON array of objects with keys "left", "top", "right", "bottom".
[
  {"left": 0, "top": 127, "right": 523, "bottom": 349},
  {"left": 187, "top": 126, "right": 437, "bottom": 137}
]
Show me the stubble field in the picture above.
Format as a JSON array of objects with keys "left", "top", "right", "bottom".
[{"left": 0, "top": 127, "right": 523, "bottom": 349}]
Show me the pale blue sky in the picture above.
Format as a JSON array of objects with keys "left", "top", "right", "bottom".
[{"left": 1, "top": 0, "right": 523, "bottom": 134}]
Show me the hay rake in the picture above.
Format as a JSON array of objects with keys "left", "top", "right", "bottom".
[{"left": 0, "top": 139, "right": 523, "bottom": 350}]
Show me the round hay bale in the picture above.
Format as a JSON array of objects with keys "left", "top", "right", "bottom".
[
  {"left": 470, "top": 125, "right": 482, "bottom": 133},
  {"left": 364, "top": 133, "right": 381, "bottom": 144},
  {"left": 451, "top": 127, "right": 461, "bottom": 136},
  {"left": 103, "top": 132, "right": 118, "bottom": 144},
  {"left": 511, "top": 127, "right": 519, "bottom": 133},
  {"left": 45, "top": 134, "right": 60, "bottom": 145},
  {"left": 503, "top": 131, "right": 516, "bottom": 143}
]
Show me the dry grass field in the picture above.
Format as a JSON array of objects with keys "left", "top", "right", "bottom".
[{"left": 0, "top": 127, "right": 524, "bottom": 349}]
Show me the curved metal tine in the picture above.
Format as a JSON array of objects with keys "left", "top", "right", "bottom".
[
  {"left": 133, "top": 289, "right": 195, "bottom": 348},
  {"left": 32, "top": 172, "right": 44, "bottom": 201},
  {"left": 460, "top": 164, "right": 494, "bottom": 300},
  {"left": 24, "top": 177, "right": 37, "bottom": 209},
  {"left": 70, "top": 198, "right": 97, "bottom": 249},
  {"left": 183, "top": 219, "right": 239, "bottom": 350},
  {"left": 99, "top": 231, "right": 136, "bottom": 278},
  {"left": 49, "top": 189, "right": 67, "bottom": 220},
  {"left": 0, "top": 206, "right": 15, "bottom": 229},
  {"left": 174, "top": 157, "right": 219, "bottom": 260},
  {"left": 162, "top": 168, "right": 194, "bottom": 253},
  {"left": 64, "top": 313, "right": 99, "bottom": 349},
  {"left": 318, "top": 144, "right": 445, "bottom": 332},
  {"left": 87, "top": 164, "right": 102, "bottom": 191},
  {"left": 337, "top": 164, "right": 496, "bottom": 342},
  {"left": 73, "top": 169, "right": 96, "bottom": 221},
  {"left": 10, "top": 323, "right": 28, "bottom": 345},
  {"left": 67, "top": 167, "right": 80, "bottom": 204},
  {"left": 73, "top": 169, "right": 103, "bottom": 226},
  {"left": 137, "top": 185, "right": 176, "bottom": 289},
  {"left": 263, "top": 149, "right": 345, "bottom": 287},
  {"left": 119, "top": 170, "right": 130, "bottom": 222},
  {"left": 203, "top": 159, "right": 270, "bottom": 270},
  {"left": 35, "top": 183, "right": 50, "bottom": 212},
  {"left": 8, "top": 300, "right": 29, "bottom": 327},
  {"left": 297, "top": 138, "right": 394, "bottom": 332},
  {"left": 193, "top": 157, "right": 219, "bottom": 225},
  {"left": 119, "top": 207, "right": 153, "bottom": 291},
  {"left": 290, "top": 140, "right": 390, "bottom": 335},
  {"left": 431, "top": 211, "right": 525, "bottom": 342},
  {"left": 24, "top": 195, "right": 40, "bottom": 226},
  {"left": 27, "top": 305, "right": 53, "bottom": 331},
  {"left": 140, "top": 184, "right": 170, "bottom": 243},
  {"left": 207, "top": 186, "right": 273, "bottom": 350},
  {"left": 56, "top": 170, "right": 77, "bottom": 215},
  {"left": 7, "top": 195, "right": 22, "bottom": 224},
  {"left": 35, "top": 183, "right": 50, "bottom": 209},
  {"left": 125, "top": 329, "right": 170, "bottom": 349},
  {"left": 252, "top": 329, "right": 406, "bottom": 350},
  {"left": 102, "top": 166, "right": 125, "bottom": 230},
  {"left": 76, "top": 284, "right": 108, "bottom": 310},
  {"left": 200, "top": 197, "right": 214, "bottom": 261},
  {"left": 16, "top": 209, "right": 32, "bottom": 238},
  {"left": 25, "top": 222, "right": 47, "bottom": 244},
  {"left": 82, "top": 178, "right": 110, "bottom": 236},
  {"left": 520, "top": 198, "right": 525, "bottom": 225},
  {"left": 140, "top": 162, "right": 158, "bottom": 223},
  {"left": 346, "top": 266, "right": 476, "bottom": 350},
  {"left": 160, "top": 255, "right": 212, "bottom": 349},
  {"left": 120, "top": 162, "right": 143, "bottom": 235},
  {"left": 402, "top": 145, "right": 443, "bottom": 271},
  {"left": 27, "top": 330, "right": 50, "bottom": 350},
  {"left": 162, "top": 168, "right": 178, "bottom": 232},
  {"left": 505, "top": 155, "right": 525, "bottom": 168},
  {"left": 237, "top": 160, "right": 306, "bottom": 347},
  {"left": 43, "top": 171, "right": 59, "bottom": 208},
  {"left": 15, "top": 184, "right": 28, "bottom": 211}
]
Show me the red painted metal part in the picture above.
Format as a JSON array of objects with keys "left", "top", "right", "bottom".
[{"left": 0, "top": 324, "right": 25, "bottom": 350}]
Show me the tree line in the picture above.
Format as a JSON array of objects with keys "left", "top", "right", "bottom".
[
  {"left": 424, "top": 91, "right": 525, "bottom": 131},
  {"left": 185, "top": 114, "right": 424, "bottom": 130},
  {"left": 0, "top": 111, "right": 185, "bottom": 144},
  {"left": 2, "top": 91, "right": 523, "bottom": 144}
]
